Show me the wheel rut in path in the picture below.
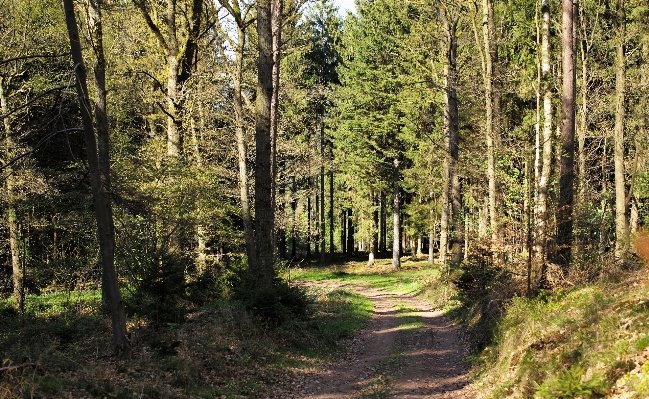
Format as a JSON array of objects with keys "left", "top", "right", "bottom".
[{"left": 288, "top": 283, "right": 474, "bottom": 399}]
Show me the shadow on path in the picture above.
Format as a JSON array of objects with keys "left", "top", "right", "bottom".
[{"left": 286, "top": 284, "right": 474, "bottom": 399}]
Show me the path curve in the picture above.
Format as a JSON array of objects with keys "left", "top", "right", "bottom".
[{"left": 285, "top": 282, "right": 474, "bottom": 399}]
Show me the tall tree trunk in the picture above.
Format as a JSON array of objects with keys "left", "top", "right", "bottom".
[
  {"left": 347, "top": 208, "right": 354, "bottom": 257},
  {"left": 166, "top": 0, "right": 181, "bottom": 157},
  {"left": 392, "top": 157, "right": 402, "bottom": 269},
  {"left": 0, "top": 78, "right": 22, "bottom": 311},
  {"left": 380, "top": 191, "right": 387, "bottom": 254},
  {"left": 87, "top": 0, "right": 113, "bottom": 306},
  {"left": 535, "top": 0, "right": 552, "bottom": 277},
  {"left": 278, "top": 184, "right": 286, "bottom": 258},
  {"left": 557, "top": 0, "right": 577, "bottom": 268},
  {"left": 270, "top": 0, "right": 283, "bottom": 252},
  {"left": 329, "top": 168, "right": 334, "bottom": 259},
  {"left": 613, "top": 0, "right": 628, "bottom": 258},
  {"left": 428, "top": 230, "right": 435, "bottom": 266},
  {"left": 440, "top": 10, "right": 460, "bottom": 268},
  {"left": 192, "top": 107, "right": 206, "bottom": 269},
  {"left": 307, "top": 188, "right": 312, "bottom": 257},
  {"left": 320, "top": 124, "right": 326, "bottom": 264},
  {"left": 341, "top": 209, "right": 347, "bottom": 255},
  {"left": 254, "top": 0, "right": 275, "bottom": 290},
  {"left": 291, "top": 176, "right": 297, "bottom": 259},
  {"left": 525, "top": 157, "right": 533, "bottom": 296},
  {"left": 369, "top": 193, "right": 378, "bottom": 266},
  {"left": 315, "top": 192, "right": 320, "bottom": 256},
  {"left": 482, "top": 0, "right": 499, "bottom": 245},
  {"left": 577, "top": 3, "right": 589, "bottom": 207},
  {"left": 63, "top": 0, "right": 130, "bottom": 357},
  {"left": 372, "top": 193, "right": 379, "bottom": 263},
  {"left": 599, "top": 139, "right": 609, "bottom": 252},
  {"left": 233, "top": 30, "right": 257, "bottom": 269},
  {"left": 450, "top": 168, "right": 463, "bottom": 264},
  {"left": 576, "top": 10, "right": 588, "bottom": 254}
]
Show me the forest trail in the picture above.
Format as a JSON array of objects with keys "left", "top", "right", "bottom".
[{"left": 286, "top": 282, "right": 474, "bottom": 399}]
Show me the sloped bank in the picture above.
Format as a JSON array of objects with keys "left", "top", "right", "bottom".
[{"left": 470, "top": 270, "right": 649, "bottom": 398}]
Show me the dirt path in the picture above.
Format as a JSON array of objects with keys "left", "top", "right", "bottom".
[{"left": 285, "top": 283, "right": 474, "bottom": 399}]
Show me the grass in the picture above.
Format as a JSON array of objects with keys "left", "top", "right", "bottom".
[
  {"left": 288, "top": 256, "right": 440, "bottom": 296},
  {"left": 472, "top": 270, "right": 649, "bottom": 398},
  {"left": 394, "top": 302, "right": 425, "bottom": 331}
]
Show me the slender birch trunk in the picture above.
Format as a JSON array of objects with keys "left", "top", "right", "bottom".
[
  {"left": 613, "top": 0, "right": 628, "bottom": 258},
  {"left": 535, "top": 0, "right": 552, "bottom": 274}
]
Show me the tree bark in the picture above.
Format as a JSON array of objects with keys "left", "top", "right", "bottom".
[
  {"left": 535, "top": 0, "right": 552, "bottom": 275},
  {"left": 291, "top": 176, "right": 297, "bottom": 259},
  {"left": 270, "top": 0, "right": 283, "bottom": 252},
  {"left": 165, "top": 0, "right": 182, "bottom": 156},
  {"left": 255, "top": 0, "right": 275, "bottom": 290},
  {"left": 341, "top": 209, "right": 347, "bottom": 255},
  {"left": 0, "top": 78, "right": 22, "bottom": 311},
  {"left": 278, "top": 184, "right": 286, "bottom": 258},
  {"left": 369, "top": 193, "right": 377, "bottom": 266},
  {"left": 380, "top": 191, "right": 387, "bottom": 254},
  {"left": 320, "top": 123, "right": 326, "bottom": 264},
  {"left": 613, "top": 0, "right": 628, "bottom": 258},
  {"left": 440, "top": 9, "right": 460, "bottom": 268},
  {"left": 482, "top": 0, "right": 498, "bottom": 244},
  {"left": 307, "top": 186, "right": 312, "bottom": 257},
  {"left": 63, "top": 0, "right": 130, "bottom": 357},
  {"left": 557, "top": 0, "right": 577, "bottom": 268},
  {"left": 233, "top": 27, "right": 257, "bottom": 269},
  {"left": 315, "top": 192, "right": 320, "bottom": 256},
  {"left": 392, "top": 157, "right": 401, "bottom": 269},
  {"left": 329, "top": 168, "right": 335, "bottom": 259},
  {"left": 428, "top": 231, "right": 435, "bottom": 266},
  {"left": 347, "top": 208, "right": 354, "bottom": 257}
]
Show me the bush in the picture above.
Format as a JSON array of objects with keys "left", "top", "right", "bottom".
[
  {"left": 125, "top": 250, "right": 190, "bottom": 324},
  {"left": 228, "top": 263, "right": 312, "bottom": 325}
]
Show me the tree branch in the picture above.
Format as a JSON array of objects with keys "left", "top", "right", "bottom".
[{"left": 0, "top": 53, "right": 70, "bottom": 67}]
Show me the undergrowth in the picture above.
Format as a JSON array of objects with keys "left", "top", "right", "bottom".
[
  {"left": 472, "top": 271, "right": 649, "bottom": 398},
  {"left": 0, "top": 281, "right": 372, "bottom": 398}
]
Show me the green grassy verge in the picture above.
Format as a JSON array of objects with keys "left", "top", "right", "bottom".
[
  {"left": 288, "top": 257, "right": 440, "bottom": 295},
  {"left": 0, "top": 285, "right": 373, "bottom": 398},
  {"left": 473, "top": 272, "right": 649, "bottom": 398}
]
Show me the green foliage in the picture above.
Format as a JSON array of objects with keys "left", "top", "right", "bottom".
[
  {"left": 535, "top": 366, "right": 607, "bottom": 398},
  {"left": 125, "top": 248, "right": 191, "bottom": 324},
  {"left": 229, "top": 265, "right": 313, "bottom": 325},
  {"left": 290, "top": 259, "right": 439, "bottom": 294},
  {"left": 0, "top": 270, "right": 375, "bottom": 398},
  {"left": 452, "top": 252, "right": 512, "bottom": 299},
  {"left": 472, "top": 272, "right": 649, "bottom": 398}
]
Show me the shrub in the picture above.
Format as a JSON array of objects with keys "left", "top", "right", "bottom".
[
  {"left": 125, "top": 250, "right": 190, "bottom": 324},
  {"left": 228, "top": 263, "right": 312, "bottom": 325}
]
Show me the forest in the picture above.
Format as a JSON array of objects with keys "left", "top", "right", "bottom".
[{"left": 1, "top": 0, "right": 649, "bottom": 397}]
